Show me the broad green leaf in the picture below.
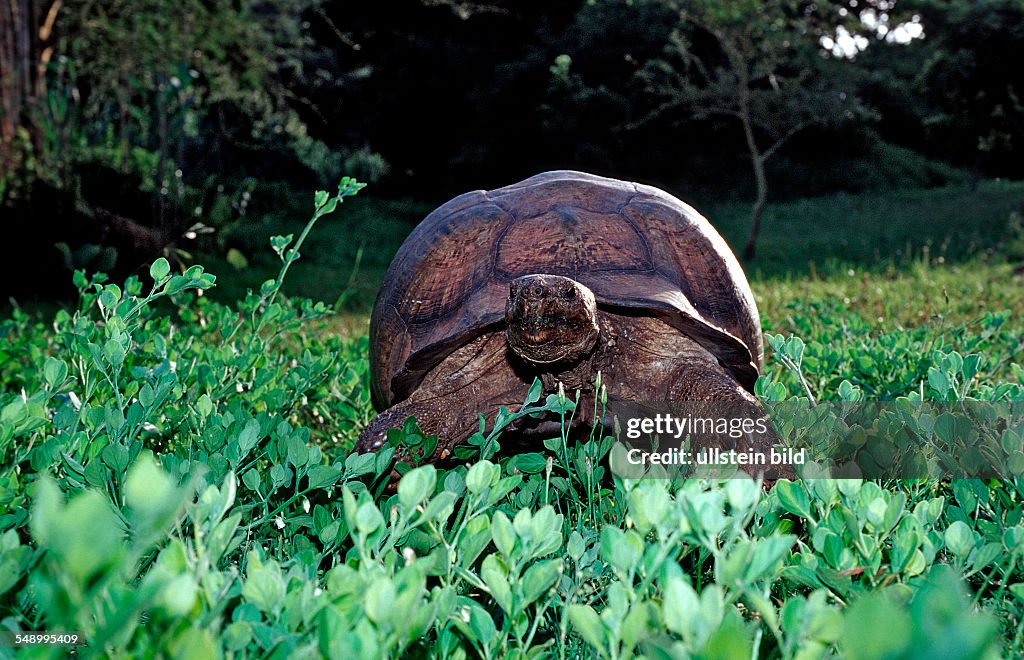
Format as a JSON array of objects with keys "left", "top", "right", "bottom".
[
  {"left": 466, "top": 460, "right": 497, "bottom": 494},
  {"left": 746, "top": 535, "right": 796, "bottom": 581},
  {"left": 601, "top": 527, "right": 643, "bottom": 576},
  {"left": 398, "top": 465, "right": 436, "bottom": 511},
  {"left": 364, "top": 577, "right": 396, "bottom": 625},
  {"left": 43, "top": 357, "right": 68, "bottom": 388},
  {"left": 520, "top": 559, "right": 561, "bottom": 607},
  {"left": 150, "top": 257, "right": 171, "bottom": 282},
  {"left": 775, "top": 480, "right": 812, "bottom": 519},
  {"left": 480, "top": 554, "right": 513, "bottom": 614},
  {"left": 944, "top": 521, "right": 976, "bottom": 557},
  {"left": 568, "top": 604, "right": 606, "bottom": 650},
  {"left": 242, "top": 552, "right": 286, "bottom": 615},
  {"left": 355, "top": 501, "right": 384, "bottom": 535},
  {"left": 491, "top": 511, "right": 516, "bottom": 557},
  {"left": 306, "top": 465, "right": 343, "bottom": 489},
  {"left": 663, "top": 578, "right": 700, "bottom": 638}
]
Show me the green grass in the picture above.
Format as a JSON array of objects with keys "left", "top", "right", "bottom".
[
  {"left": 757, "top": 260, "right": 1024, "bottom": 385},
  {"left": 705, "top": 179, "right": 1024, "bottom": 277},
  {"left": 757, "top": 260, "right": 1024, "bottom": 330}
]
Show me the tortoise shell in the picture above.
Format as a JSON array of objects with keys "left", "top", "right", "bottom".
[{"left": 369, "top": 170, "right": 763, "bottom": 409}]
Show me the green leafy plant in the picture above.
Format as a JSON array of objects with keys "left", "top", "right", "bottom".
[{"left": 1, "top": 179, "right": 1023, "bottom": 658}]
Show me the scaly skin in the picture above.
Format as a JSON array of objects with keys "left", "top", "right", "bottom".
[
  {"left": 355, "top": 331, "right": 527, "bottom": 455},
  {"left": 357, "top": 274, "right": 792, "bottom": 481}
]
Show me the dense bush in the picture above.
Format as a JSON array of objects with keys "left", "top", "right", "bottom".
[{"left": 1, "top": 182, "right": 1023, "bottom": 658}]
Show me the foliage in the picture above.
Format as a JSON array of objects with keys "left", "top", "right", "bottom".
[
  {"left": 3, "top": 0, "right": 311, "bottom": 193},
  {"left": 635, "top": 0, "right": 866, "bottom": 259},
  {"left": 4, "top": 1, "right": 1021, "bottom": 206},
  {"left": 286, "top": 0, "right": 994, "bottom": 199},
  {"left": 0, "top": 0, "right": 357, "bottom": 300},
  {"left": 209, "top": 193, "right": 436, "bottom": 313},
  {"left": 1, "top": 181, "right": 1024, "bottom": 657},
  {"left": 911, "top": 0, "right": 1024, "bottom": 183}
]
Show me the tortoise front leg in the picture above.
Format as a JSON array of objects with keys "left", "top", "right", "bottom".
[
  {"left": 667, "top": 361, "right": 795, "bottom": 481},
  {"left": 606, "top": 317, "right": 793, "bottom": 481},
  {"left": 355, "top": 333, "right": 528, "bottom": 463},
  {"left": 355, "top": 391, "right": 487, "bottom": 459}
]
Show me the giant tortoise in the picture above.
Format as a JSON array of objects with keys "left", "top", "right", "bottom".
[{"left": 355, "top": 170, "right": 785, "bottom": 474}]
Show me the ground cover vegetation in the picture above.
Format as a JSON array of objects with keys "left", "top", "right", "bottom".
[
  {"left": 3, "top": 0, "right": 1024, "bottom": 657},
  {"left": 1, "top": 179, "right": 1023, "bottom": 657}
]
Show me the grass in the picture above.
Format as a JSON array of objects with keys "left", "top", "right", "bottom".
[
  {"left": 705, "top": 179, "right": 1024, "bottom": 277},
  {"left": 758, "top": 259, "right": 1024, "bottom": 358}
]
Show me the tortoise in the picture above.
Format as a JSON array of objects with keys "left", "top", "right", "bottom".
[{"left": 355, "top": 170, "right": 787, "bottom": 475}]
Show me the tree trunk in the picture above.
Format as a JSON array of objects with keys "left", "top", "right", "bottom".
[
  {"left": 0, "top": 1, "right": 60, "bottom": 161},
  {"left": 743, "top": 162, "right": 767, "bottom": 261},
  {"left": 154, "top": 72, "right": 169, "bottom": 238},
  {"left": 738, "top": 100, "right": 768, "bottom": 261},
  {"left": 0, "top": 1, "right": 35, "bottom": 149}
]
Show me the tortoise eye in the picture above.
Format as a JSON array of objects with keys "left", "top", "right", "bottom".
[{"left": 565, "top": 287, "right": 577, "bottom": 299}]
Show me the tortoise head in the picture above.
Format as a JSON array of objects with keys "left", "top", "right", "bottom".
[{"left": 505, "top": 274, "right": 599, "bottom": 366}]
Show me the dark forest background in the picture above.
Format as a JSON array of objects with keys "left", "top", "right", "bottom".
[{"left": 2, "top": 0, "right": 1022, "bottom": 299}]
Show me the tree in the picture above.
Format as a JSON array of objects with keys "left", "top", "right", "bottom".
[
  {"left": 2, "top": 1, "right": 322, "bottom": 227},
  {"left": 636, "top": 0, "right": 859, "bottom": 259},
  {"left": 911, "top": 0, "right": 1024, "bottom": 188},
  {"left": 1, "top": 0, "right": 339, "bottom": 298},
  {"left": 0, "top": 1, "right": 61, "bottom": 179}
]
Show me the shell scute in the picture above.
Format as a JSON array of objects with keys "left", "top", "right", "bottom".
[{"left": 370, "top": 171, "right": 763, "bottom": 408}]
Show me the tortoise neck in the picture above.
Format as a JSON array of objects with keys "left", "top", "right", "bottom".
[{"left": 533, "top": 316, "right": 614, "bottom": 394}]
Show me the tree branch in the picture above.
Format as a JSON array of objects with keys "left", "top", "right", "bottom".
[
  {"left": 760, "top": 117, "right": 816, "bottom": 163},
  {"left": 625, "top": 96, "right": 740, "bottom": 132}
]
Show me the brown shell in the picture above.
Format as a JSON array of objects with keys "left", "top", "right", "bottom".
[{"left": 369, "top": 170, "right": 763, "bottom": 409}]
